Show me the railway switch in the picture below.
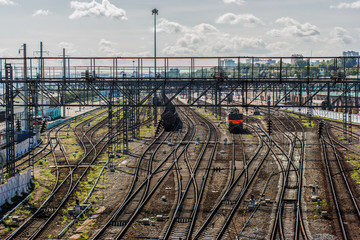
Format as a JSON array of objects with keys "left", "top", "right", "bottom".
[
  {"left": 74, "top": 199, "right": 81, "bottom": 217},
  {"left": 248, "top": 194, "right": 256, "bottom": 211},
  {"left": 156, "top": 215, "right": 163, "bottom": 221},
  {"left": 311, "top": 186, "right": 320, "bottom": 202},
  {"left": 316, "top": 199, "right": 322, "bottom": 213}
]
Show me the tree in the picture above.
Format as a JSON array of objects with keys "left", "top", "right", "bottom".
[{"left": 295, "top": 59, "right": 307, "bottom": 68}]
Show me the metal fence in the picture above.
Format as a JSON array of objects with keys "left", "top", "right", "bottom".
[{"left": 284, "top": 107, "right": 360, "bottom": 123}]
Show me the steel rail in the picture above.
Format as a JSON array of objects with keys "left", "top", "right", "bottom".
[
  {"left": 163, "top": 106, "right": 211, "bottom": 239},
  {"left": 284, "top": 112, "right": 308, "bottom": 240},
  {"left": 215, "top": 119, "right": 272, "bottom": 240},
  {"left": 325, "top": 124, "right": 360, "bottom": 219},
  {"left": 92, "top": 118, "right": 190, "bottom": 239},
  {"left": 6, "top": 108, "right": 113, "bottom": 239},
  {"left": 192, "top": 118, "right": 265, "bottom": 239},
  {"left": 114, "top": 107, "right": 195, "bottom": 239},
  {"left": 26, "top": 108, "right": 113, "bottom": 239},
  {"left": 321, "top": 125, "right": 348, "bottom": 240}
]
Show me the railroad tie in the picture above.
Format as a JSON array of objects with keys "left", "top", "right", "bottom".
[
  {"left": 176, "top": 218, "right": 192, "bottom": 223},
  {"left": 111, "top": 221, "right": 127, "bottom": 226}
]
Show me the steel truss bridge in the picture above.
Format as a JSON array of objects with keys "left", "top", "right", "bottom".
[{"left": 1, "top": 46, "right": 360, "bottom": 176}]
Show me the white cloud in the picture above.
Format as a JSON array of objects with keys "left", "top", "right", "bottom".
[
  {"left": 156, "top": 18, "right": 187, "bottom": 34},
  {"left": 216, "top": 13, "right": 264, "bottom": 27},
  {"left": 69, "top": 0, "right": 127, "bottom": 20},
  {"left": 330, "top": 27, "right": 354, "bottom": 45},
  {"left": 159, "top": 18, "right": 266, "bottom": 56},
  {"left": 0, "top": 0, "right": 15, "bottom": 5},
  {"left": 193, "top": 23, "right": 219, "bottom": 34},
  {"left": 266, "top": 42, "right": 290, "bottom": 51},
  {"left": 117, "top": 50, "right": 152, "bottom": 57},
  {"left": 58, "top": 42, "right": 77, "bottom": 55},
  {"left": 0, "top": 48, "right": 11, "bottom": 57},
  {"left": 32, "top": 9, "right": 50, "bottom": 17},
  {"left": 267, "top": 17, "right": 320, "bottom": 38},
  {"left": 265, "top": 42, "right": 293, "bottom": 55},
  {"left": 98, "top": 38, "right": 117, "bottom": 55},
  {"left": 96, "top": 39, "right": 152, "bottom": 57},
  {"left": 330, "top": 1, "right": 360, "bottom": 9},
  {"left": 222, "top": 0, "right": 245, "bottom": 5}
]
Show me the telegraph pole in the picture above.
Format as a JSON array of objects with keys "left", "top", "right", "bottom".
[
  {"left": 23, "top": 44, "right": 29, "bottom": 131},
  {"left": 152, "top": 8, "right": 158, "bottom": 78},
  {"left": 152, "top": 8, "right": 159, "bottom": 125}
]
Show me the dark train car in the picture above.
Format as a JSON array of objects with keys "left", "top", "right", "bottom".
[
  {"left": 160, "top": 96, "right": 182, "bottom": 131},
  {"left": 226, "top": 108, "right": 243, "bottom": 133}
]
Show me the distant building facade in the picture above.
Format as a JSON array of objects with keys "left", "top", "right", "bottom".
[
  {"left": 220, "top": 59, "right": 237, "bottom": 68},
  {"left": 245, "top": 58, "right": 276, "bottom": 65},
  {"left": 343, "top": 51, "right": 360, "bottom": 64},
  {"left": 343, "top": 51, "right": 359, "bottom": 57},
  {"left": 291, "top": 54, "right": 303, "bottom": 65}
]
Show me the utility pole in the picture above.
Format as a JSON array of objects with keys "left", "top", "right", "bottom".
[
  {"left": 62, "top": 48, "right": 66, "bottom": 118},
  {"left": 152, "top": 8, "right": 159, "bottom": 125},
  {"left": 23, "top": 44, "right": 29, "bottom": 131},
  {"left": 152, "top": 8, "right": 158, "bottom": 78},
  {"left": 40, "top": 42, "right": 44, "bottom": 117}
]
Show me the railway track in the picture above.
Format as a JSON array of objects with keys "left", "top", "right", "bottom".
[
  {"left": 13, "top": 108, "right": 104, "bottom": 172},
  {"left": 0, "top": 109, "right": 104, "bottom": 237},
  {"left": 163, "top": 106, "right": 218, "bottom": 239},
  {"left": 320, "top": 122, "right": 360, "bottom": 240},
  {"left": 5, "top": 121, "right": 75, "bottom": 239},
  {"left": 189, "top": 116, "right": 267, "bottom": 239},
  {"left": 4, "top": 99, "right": 360, "bottom": 239},
  {"left": 91, "top": 110, "right": 188, "bottom": 239},
  {"left": 268, "top": 112, "right": 307, "bottom": 240},
  {"left": 5, "top": 108, "right": 119, "bottom": 239}
]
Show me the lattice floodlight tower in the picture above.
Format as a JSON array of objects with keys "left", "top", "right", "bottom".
[{"left": 5, "top": 64, "right": 15, "bottom": 177}]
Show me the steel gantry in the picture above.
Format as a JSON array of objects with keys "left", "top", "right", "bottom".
[{"left": 1, "top": 51, "right": 360, "bottom": 176}]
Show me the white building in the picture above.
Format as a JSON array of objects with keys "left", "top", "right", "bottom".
[
  {"left": 220, "top": 59, "right": 237, "bottom": 68},
  {"left": 343, "top": 51, "right": 359, "bottom": 57}
]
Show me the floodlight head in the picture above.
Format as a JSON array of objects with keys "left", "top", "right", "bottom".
[{"left": 152, "top": 8, "right": 158, "bottom": 15}]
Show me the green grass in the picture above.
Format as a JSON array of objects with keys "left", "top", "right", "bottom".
[
  {"left": 301, "top": 120, "right": 315, "bottom": 128},
  {"left": 50, "top": 105, "right": 154, "bottom": 234},
  {"left": 345, "top": 155, "right": 360, "bottom": 184}
]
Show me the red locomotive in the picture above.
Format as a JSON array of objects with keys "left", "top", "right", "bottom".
[{"left": 226, "top": 108, "right": 243, "bottom": 133}]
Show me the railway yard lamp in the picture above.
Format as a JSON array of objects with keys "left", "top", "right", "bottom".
[
  {"left": 152, "top": 8, "right": 159, "bottom": 126},
  {"left": 267, "top": 95, "right": 271, "bottom": 135},
  {"left": 132, "top": 60, "right": 135, "bottom": 77},
  {"left": 152, "top": 8, "right": 158, "bottom": 78}
]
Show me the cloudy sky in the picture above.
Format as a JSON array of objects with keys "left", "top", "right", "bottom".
[{"left": 0, "top": 0, "right": 359, "bottom": 58}]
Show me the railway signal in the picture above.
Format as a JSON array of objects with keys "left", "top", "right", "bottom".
[
  {"left": 40, "top": 120, "right": 47, "bottom": 133},
  {"left": 267, "top": 119, "right": 272, "bottom": 135},
  {"left": 16, "top": 119, "right": 21, "bottom": 132},
  {"left": 318, "top": 121, "right": 324, "bottom": 137}
]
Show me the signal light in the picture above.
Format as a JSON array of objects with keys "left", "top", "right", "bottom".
[
  {"left": 16, "top": 119, "right": 21, "bottom": 132},
  {"left": 267, "top": 119, "right": 272, "bottom": 135},
  {"left": 155, "top": 119, "right": 164, "bottom": 136},
  {"left": 40, "top": 120, "right": 47, "bottom": 133},
  {"left": 318, "top": 121, "right": 324, "bottom": 137}
]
